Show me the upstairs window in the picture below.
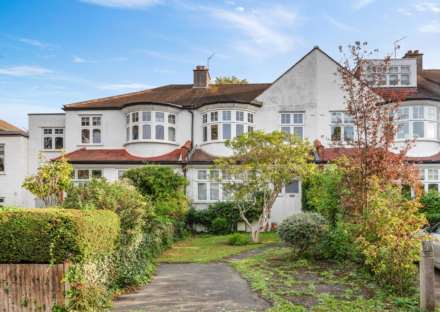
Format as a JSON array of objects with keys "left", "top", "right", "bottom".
[
  {"left": 280, "top": 112, "right": 304, "bottom": 139},
  {"left": 43, "top": 128, "right": 64, "bottom": 150},
  {"left": 330, "top": 112, "right": 354, "bottom": 143},
  {"left": 0, "top": 144, "right": 4, "bottom": 173},
  {"left": 396, "top": 105, "right": 438, "bottom": 140},
  {"left": 202, "top": 109, "right": 254, "bottom": 143},
  {"left": 81, "top": 116, "right": 101, "bottom": 144},
  {"left": 366, "top": 64, "right": 412, "bottom": 87},
  {"left": 126, "top": 111, "right": 176, "bottom": 143}
]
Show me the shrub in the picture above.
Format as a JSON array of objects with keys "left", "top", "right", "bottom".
[
  {"left": 316, "top": 222, "right": 360, "bottom": 262},
  {"left": 277, "top": 212, "right": 327, "bottom": 255},
  {"left": 228, "top": 233, "right": 249, "bottom": 246},
  {"left": 420, "top": 190, "right": 440, "bottom": 225},
  {"left": 210, "top": 217, "right": 230, "bottom": 235},
  {"left": 0, "top": 208, "right": 119, "bottom": 263}
]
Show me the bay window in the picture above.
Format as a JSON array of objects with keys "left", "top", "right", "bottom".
[
  {"left": 330, "top": 112, "right": 354, "bottom": 143},
  {"left": 280, "top": 112, "right": 304, "bottom": 139},
  {"left": 396, "top": 105, "right": 438, "bottom": 140},
  {"left": 202, "top": 109, "right": 254, "bottom": 143},
  {"left": 81, "top": 116, "right": 101, "bottom": 144},
  {"left": 126, "top": 111, "right": 176, "bottom": 143},
  {"left": 420, "top": 168, "right": 440, "bottom": 192}
]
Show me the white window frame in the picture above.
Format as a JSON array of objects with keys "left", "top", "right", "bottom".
[
  {"left": 201, "top": 109, "right": 255, "bottom": 143},
  {"left": 80, "top": 115, "right": 102, "bottom": 145},
  {"left": 330, "top": 111, "right": 355, "bottom": 143},
  {"left": 396, "top": 105, "right": 438, "bottom": 141},
  {"left": 366, "top": 64, "right": 412, "bottom": 87},
  {"left": 0, "top": 144, "right": 4, "bottom": 174},
  {"left": 420, "top": 168, "right": 440, "bottom": 192},
  {"left": 72, "top": 169, "right": 103, "bottom": 184},
  {"left": 126, "top": 111, "right": 176, "bottom": 143},
  {"left": 42, "top": 128, "right": 64, "bottom": 150},
  {"left": 280, "top": 112, "right": 304, "bottom": 139},
  {"left": 195, "top": 169, "right": 233, "bottom": 203}
]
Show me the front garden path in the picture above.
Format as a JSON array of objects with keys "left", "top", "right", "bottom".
[{"left": 112, "top": 243, "right": 272, "bottom": 312}]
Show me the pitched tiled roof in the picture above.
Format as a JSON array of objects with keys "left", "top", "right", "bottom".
[
  {"left": 0, "top": 120, "right": 28, "bottom": 137},
  {"left": 58, "top": 141, "right": 192, "bottom": 164},
  {"left": 188, "top": 148, "right": 218, "bottom": 163},
  {"left": 63, "top": 84, "right": 271, "bottom": 111}
]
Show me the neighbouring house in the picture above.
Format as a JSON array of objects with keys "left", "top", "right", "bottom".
[{"left": 2, "top": 47, "right": 440, "bottom": 224}]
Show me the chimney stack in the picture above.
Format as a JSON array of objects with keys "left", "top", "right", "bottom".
[
  {"left": 193, "top": 65, "right": 210, "bottom": 88},
  {"left": 403, "top": 50, "right": 423, "bottom": 73}
]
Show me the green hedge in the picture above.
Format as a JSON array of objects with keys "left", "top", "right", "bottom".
[{"left": 0, "top": 208, "right": 120, "bottom": 264}]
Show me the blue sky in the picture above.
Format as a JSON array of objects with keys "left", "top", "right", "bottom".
[{"left": 1, "top": 0, "right": 440, "bottom": 128}]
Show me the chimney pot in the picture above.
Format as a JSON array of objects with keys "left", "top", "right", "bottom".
[{"left": 193, "top": 65, "right": 210, "bottom": 88}]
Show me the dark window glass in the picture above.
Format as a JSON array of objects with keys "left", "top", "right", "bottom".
[{"left": 286, "top": 180, "right": 299, "bottom": 194}]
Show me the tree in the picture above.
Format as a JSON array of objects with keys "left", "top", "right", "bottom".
[
  {"left": 214, "top": 131, "right": 315, "bottom": 242},
  {"left": 337, "top": 42, "right": 419, "bottom": 220},
  {"left": 215, "top": 76, "right": 248, "bottom": 84},
  {"left": 22, "top": 155, "right": 73, "bottom": 207}
]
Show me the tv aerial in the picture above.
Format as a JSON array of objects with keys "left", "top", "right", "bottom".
[{"left": 393, "top": 36, "right": 407, "bottom": 58}]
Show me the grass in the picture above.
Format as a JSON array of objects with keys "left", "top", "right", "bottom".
[
  {"left": 231, "top": 247, "right": 420, "bottom": 312},
  {"left": 158, "top": 232, "right": 279, "bottom": 263}
]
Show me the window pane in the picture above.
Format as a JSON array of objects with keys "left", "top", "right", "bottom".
[
  {"left": 93, "top": 129, "right": 101, "bottom": 144},
  {"left": 293, "top": 113, "right": 303, "bottom": 124},
  {"left": 126, "top": 114, "right": 130, "bottom": 124},
  {"left": 55, "top": 137, "right": 63, "bottom": 149},
  {"left": 198, "top": 170, "right": 208, "bottom": 180},
  {"left": 281, "top": 126, "right": 290, "bottom": 134},
  {"left": 77, "top": 170, "right": 90, "bottom": 180},
  {"left": 236, "top": 124, "right": 244, "bottom": 136},
  {"left": 343, "top": 113, "right": 353, "bottom": 124},
  {"left": 210, "top": 183, "right": 220, "bottom": 200},
  {"left": 401, "top": 65, "right": 410, "bottom": 73},
  {"left": 81, "top": 117, "right": 90, "bottom": 126},
  {"left": 389, "top": 74, "right": 398, "bottom": 85},
  {"left": 92, "top": 170, "right": 102, "bottom": 179},
  {"left": 55, "top": 128, "right": 63, "bottom": 134},
  {"left": 155, "top": 125, "right": 164, "bottom": 140},
  {"left": 203, "top": 126, "right": 208, "bottom": 142},
  {"left": 293, "top": 127, "right": 303, "bottom": 139},
  {"left": 413, "top": 106, "right": 424, "bottom": 119},
  {"left": 92, "top": 116, "right": 101, "bottom": 126},
  {"left": 211, "top": 111, "right": 218, "bottom": 122},
  {"left": 155, "top": 112, "right": 164, "bottom": 122},
  {"left": 248, "top": 126, "right": 254, "bottom": 133},
  {"left": 126, "top": 127, "right": 130, "bottom": 141},
  {"left": 428, "top": 184, "right": 439, "bottom": 192},
  {"left": 210, "top": 170, "right": 220, "bottom": 179},
  {"left": 389, "top": 66, "right": 398, "bottom": 73},
  {"left": 202, "top": 114, "right": 207, "bottom": 124},
  {"left": 44, "top": 137, "right": 53, "bottom": 149},
  {"left": 397, "top": 122, "right": 409, "bottom": 139},
  {"left": 248, "top": 113, "right": 254, "bottom": 123},
  {"left": 81, "top": 129, "right": 90, "bottom": 144},
  {"left": 132, "top": 125, "right": 139, "bottom": 140},
  {"left": 398, "top": 107, "right": 409, "bottom": 120},
  {"left": 168, "top": 127, "right": 176, "bottom": 141},
  {"left": 44, "top": 128, "right": 52, "bottom": 134},
  {"left": 331, "top": 112, "right": 342, "bottom": 123},
  {"left": 236, "top": 111, "right": 244, "bottom": 121},
  {"left": 331, "top": 126, "right": 341, "bottom": 141},
  {"left": 168, "top": 114, "right": 176, "bottom": 124},
  {"left": 223, "top": 124, "right": 231, "bottom": 140},
  {"left": 401, "top": 74, "right": 410, "bottom": 85},
  {"left": 0, "top": 145, "right": 3, "bottom": 172},
  {"left": 222, "top": 111, "right": 231, "bottom": 121},
  {"left": 428, "top": 169, "right": 438, "bottom": 181},
  {"left": 281, "top": 113, "right": 290, "bottom": 124},
  {"left": 426, "top": 121, "right": 437, "bottom": 139},
  {"left": 132, "top": 112, "right": 138, "bottom": 123},
  {"left": 286, "top": 180, "right": 299, "bottom": 194},
  {"left": 211, "top": 124, "right": 218, "bottom": 140},
  {"left": 143, "top": 111, "right": 151, "bottom": 122},
  {"left": 426, "top": 107, "right": 437, "bottom": 121},
  {"left": 197, "top": 183, "right": 207, "bottom": 200},
  {"left": 413, "top": 121, "right": 424, "bottom": 138},
  {"left": 143, "top": 124, "right": 151, "bottom": 139},
  {"left": 344, "top": 126, "right": 354, "bottom": 142}
]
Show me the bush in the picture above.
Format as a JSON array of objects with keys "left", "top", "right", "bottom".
[
  {"left": 420, "top": 190, "right": 440, "bottom": 225},
  {"left": 228, "top": 233, "right": 249, "bottom": 246},
  {"left": 316, "top": 222, "right": 360, "bottom": 262},
  {"left": 210, "top": 217, "right": 230, "bottom": 235},
  {"left": 0, "top": 208, "right": 119, "bottom": 263},
  {"left": 277, "top": 212, "right": 327, "bottom": 255}
]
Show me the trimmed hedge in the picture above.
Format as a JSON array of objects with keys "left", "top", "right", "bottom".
[{"left": 0, "top": 208, "right": 120, "bottom": 264}]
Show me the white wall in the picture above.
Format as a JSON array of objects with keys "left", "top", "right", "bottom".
[{"left": 0, "top": 135, "right": 33, "bottom": 207}]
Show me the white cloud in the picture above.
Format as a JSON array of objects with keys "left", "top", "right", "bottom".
[
  {"left": 235, "top": 6, "right": 244, "bottom": 12},
  {"left": 397, "top": 8, "right": 413, "bottom": 16},
  {"left": 324, "top": 14, "right": 356, "bottom": 31},
  {"left": 0, "top": 66, "right": 53, "bottom": 77},
  {"left": 207, "top": 5, "right": 298, "bottom": 57},
  {"left": 73, "top": 55, "right": 128, "bottom": 63},
  {"left": 18, "top": 37, "right": 50, "bottom": 49},
  {"left": 99, "top": 83, "right": 152, "bottom": 91},
  {"left": 79, "top": 0, "right": 160, "bottom": 8},
  {"left": 73, "top": 56, "right": 88, "bottom": 63},
  {"left": 415, "top": 2, "right": 440, "bottom": 13},
  {"left": 419, "top": 21, "right": 440, "bottom": 33},
  {"left": 353, "top": 0, "right": 376, "bottom": 10}
]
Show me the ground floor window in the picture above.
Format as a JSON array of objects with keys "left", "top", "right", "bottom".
[
  {"left": 0, "top": 197, "right": 4, "bottom": 207},
  {"left": 72, "top": 169, "right": 103, "bottom": 184},
  {"left": 420, "top": 167, "right": 440, "bottom": 192},
  {"left": 195, "top": 169, "right": 231, "bottom": 202}
]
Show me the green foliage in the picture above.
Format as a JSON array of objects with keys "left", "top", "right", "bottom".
[
  {"left": 228, "top": 233, "right": 250, "bottom": 246},
  {"left": 277, "top": 212, "right": 327, "bottom": 255},
  {"left": 303, "top": 165, "right": 344, "bottom": 226},
  {"left": 357, "top": 178, "right": 426, "bottom": 295},
  {"left": 215, "top": 76, "right": 248, "bottom": 84},
  {"left": 210, "top": 217, "right": 229, "bottom": 235},
  {"left": 22, "top": 156, "right": 73, "bottom": 207},
  {"left": 420, "top": 190, "right": 440, "bottom": 225},
  {"left": 123, "top": 166, "right": 188, "bottom": 219},
  {"left": 186, "top": 201, "right": 260, "bottom": 233},
  {"left": 0, "top": 208, "right": 119, "bottom": 264}
]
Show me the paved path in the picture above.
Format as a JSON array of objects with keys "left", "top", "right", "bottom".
[{"left": 112, "top": 262, "right": 269, "bottom": 312}]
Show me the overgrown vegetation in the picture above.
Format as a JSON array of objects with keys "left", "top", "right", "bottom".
[{"left": 420, "top": 190, "right": 440, "bottom": 225}]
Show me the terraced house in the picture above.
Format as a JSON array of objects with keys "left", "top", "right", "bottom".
[{"left": 1, "top": 47, "right": 440, "bottom": 224}]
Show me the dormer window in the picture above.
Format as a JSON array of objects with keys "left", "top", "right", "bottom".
[
  {"left": 365, "top": 61, "right": 415, "bottom": 87},
  {"left": 126, "top": 111, "right": 176, "bottom": 143}
]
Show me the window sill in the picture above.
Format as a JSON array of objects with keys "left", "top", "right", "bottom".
[
  {"left": 395, "top": 139, "right": 439, "bottom": 143},
  {"left": 77, "top": 144, "right": 104, "bottom": 147},
  {"left": 41, "top": 149, "right": 63, "bottom": 152},
  {"left": 193, "top": 200, "right": 222, "bottom": 204},
  {"left": 200, "top": 140, "right": 230, "bottom": 146},
  {"left": 124, "top": 140, "right": 179, "bottom": 146},
  {"left": 0, "top": 172, "right": 6, "bottom": 175}
]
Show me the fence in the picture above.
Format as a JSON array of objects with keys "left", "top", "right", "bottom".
[{"left": 0, "top": 262, "right": 69, "bottom": 312}]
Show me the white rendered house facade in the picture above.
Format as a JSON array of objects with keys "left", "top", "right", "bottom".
[{"left": 1, "top": 47, "right": 440, "bottom": 224}]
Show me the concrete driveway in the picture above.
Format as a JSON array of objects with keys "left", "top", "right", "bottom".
[{"left": 112, "top": 262, "right": 269, "bottom": 312}]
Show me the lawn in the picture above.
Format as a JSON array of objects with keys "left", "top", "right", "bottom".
[
  {"left": 158, "top": 232, "right": 279, "bottom": 263},
  {"left": 231, "top": 247, "right": 419, "bottom": 312}
]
